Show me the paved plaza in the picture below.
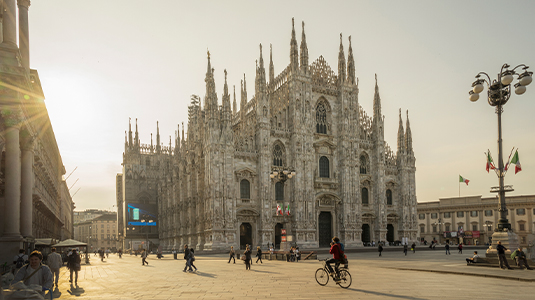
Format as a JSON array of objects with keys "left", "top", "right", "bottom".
[{"left": 35, "top": 249, "right": 535, "bottom": 300}]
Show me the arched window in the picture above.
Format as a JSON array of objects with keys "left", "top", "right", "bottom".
[
  {"left": 386, "top": 189, "right": 392, "bottom": 205},
  {"left": 273, "top": 144, "right": 283, "bottom": 166},
  {"left": 316, "top": 102, "right": 327, "bottom": 134},
  {"left": 360, "top": 155, "right": 367, "bottom": 174},
  {"left": 362, "top": 187, "right": 369, "bottom": 205},
  {"left": 240, "top": 179, "right": 250, "bottom": 199},
  {"left": 319, "top": 156, "right": 330, "bottom": 178},
  {"left": 275, "top": 182, "right": 284, "bottom": 201}
]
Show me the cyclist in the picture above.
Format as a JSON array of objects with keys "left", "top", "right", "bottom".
[{"left": 326, "top": 237, "right": 343, "bottom": 281}]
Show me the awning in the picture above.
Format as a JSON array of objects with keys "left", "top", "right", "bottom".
[
  {"left": 51, "top": 239, "right": 87, "bottom": 248},
  {"left": 35, "top": 238, "right": 56, "bottom": 246}
]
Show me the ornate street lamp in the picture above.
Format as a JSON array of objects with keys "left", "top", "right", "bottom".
[
  {"left": 469, "top": 63, "right": 532, "bottom": 232},
  {"left": 269, "top": 167, "right": 296, "bottom": 182}
]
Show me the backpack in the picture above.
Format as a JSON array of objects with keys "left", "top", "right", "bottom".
[
  {"left": 511, "top": 250, "right": 518, "bottom": 259},
  {"left": 15, "top": 255, "right": 25, "bottom": 268},
  {"left": 337, "top": 244, "right": 347, "bottom": 264}
]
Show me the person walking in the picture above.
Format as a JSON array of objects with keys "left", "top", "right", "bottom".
[
  {"left": 244, "top": 246, "right": 252, "bottom": 270},
  {"left": 47, "top": 247, "right": 62, "bottom": 289},
  {"left": 445, "top": 244, "right": 450, "bottom": 255},
  {"left": 496, "top": 241, "right": 513, "bottom": 270},
  {"left": 12, "top": 250, "right": 53, "bottom": 295},
  {"left": 228, "top": 246, "right": 236, "bottom": 263},
  {"left": 189, "top": 248, "right": 198, "bottom": 272},
  {"left": 403, "top": 244, "right": 408, "bottom": 256},
  {"left": 183, "top": 244, "right": 193, "bottom": 272},
  {"left": 458, "top": 243, "right": 463, "bottom": 254},
  {"left": 67, "top": 249, "right": 81, "bottom": 285},
  {"left": 141, "top": 249, "right": 149, "bottom": 265},
  {"left": 378, "top": 244, "right": 383, "bottom": 257},
  {"left": 295, "top": 247, "right": 300, "bottom": 262},
  {"left": 411, "top": 243, "right": 416, "bottom": 253},
  {"left": 255, "top": 246, "right": 263, "bottom": 264}
]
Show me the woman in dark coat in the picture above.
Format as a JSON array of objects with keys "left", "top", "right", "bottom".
[
  {"left": 244, "top": 246, "right": 252, "bottom": 270},
  {"left": 67, "top": 249, "right": 81, "bottom": 285},
  {"left": 255, "top": 246, "right": 263, "bottom": 264}
]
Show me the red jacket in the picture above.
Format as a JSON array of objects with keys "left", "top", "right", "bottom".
[{"left": 329, "top": 243, "right": 342, "bottom": 260}]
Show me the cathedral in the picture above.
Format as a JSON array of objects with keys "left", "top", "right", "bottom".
[{"left": 117, "top": 19, "right": 417, "bottom": 251}]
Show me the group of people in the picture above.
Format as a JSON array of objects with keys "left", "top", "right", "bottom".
[
  {"left": 227, "top": 245, "right": 265, "bottom": 269},
  {"left": 492, "top": 241, "right": 533, "bottom": 270}
]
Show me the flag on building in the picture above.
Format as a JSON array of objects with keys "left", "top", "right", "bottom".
[
  {"left": 486, "top": 151, "right": 496, "bottom": 173},
  {"left": 509, "top": 150, "right": 522, "bottom": 174},
  {"left": 286, "top": 204, "right": 291, "bottom": 216},
  {"left": 276, "top": 204, "right": 283, "bottom": 215},
  {"left": 459, "top": 175, "right": 469, "bottom": 185}
]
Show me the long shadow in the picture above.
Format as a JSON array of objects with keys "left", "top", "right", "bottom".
[
  {"left": 250, "top": 269, "right": 278, "bottom": 274},
  {"left": 67, "top": 284, "right": 86, "bottom": 297},
  {"left": 193, "top": 271, "right": 217, "bottom": 278},
  {"left": 141, "top": 265, "right": 155, "bottom": 267},
  {"left": 348, "top": 288, "right": 426, "bottom": 300},
  {"left": 49, "top": 288, "right": 62, "bottom": 299}
]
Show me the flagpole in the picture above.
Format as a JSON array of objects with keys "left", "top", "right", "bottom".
[{"left": 459, "top": 180, "right": 460, "bottom": 197}]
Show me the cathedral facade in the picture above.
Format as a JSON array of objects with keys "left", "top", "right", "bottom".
[{"left": 118, "top": 19, "right": 417, "bottom": 251}]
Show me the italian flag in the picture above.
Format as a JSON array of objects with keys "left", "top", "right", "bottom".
[
  {"left": 509, "top": 150, "right": 522, "bottom": 174},
  {"left": 486, "top": 151, "right": 496, "bottom": 173},
  {"left": 286, "top": 204, "right": 291, "bottom": 216},
  {"left": 276, "top": 204, "right": 283, "bottom": 215},
  {"left": 459, "top": 175, "right": 469, "bottom": 185}
]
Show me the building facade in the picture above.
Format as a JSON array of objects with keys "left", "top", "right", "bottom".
[
  {"left": 417, "top": 195, "right": 535, "bottom": 247},
  {"left": 0, "top": 1, "right": 74, "bottom": 262},
  {"left": 117, "top": 19, "right": 417, "bottom": 251},
  {"left": 74, "top": 213, "right": 119, "bottom": 251}
]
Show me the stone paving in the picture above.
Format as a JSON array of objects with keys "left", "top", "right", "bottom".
[{"left": 38, "top": 250, "right": 535, "bottom": 299}]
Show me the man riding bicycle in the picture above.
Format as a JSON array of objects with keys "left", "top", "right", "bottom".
[{"left": 326, "top": 237, "right": 343, "bottom": 280}]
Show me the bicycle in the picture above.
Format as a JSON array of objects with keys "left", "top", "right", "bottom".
[{"left": 315, "top": 258, "right": 352, "bottom": 288}]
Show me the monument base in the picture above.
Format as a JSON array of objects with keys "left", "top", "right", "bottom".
[{"left": 486, "top": 230, "right": 519, "bottom": 258}]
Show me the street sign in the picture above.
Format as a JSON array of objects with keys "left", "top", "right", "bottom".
[
  {"left": 281, "top": 229, "right": 286, "bottom": 235},
  {"left": 281, "top": 236, "right": 287, "bottom": 242}
]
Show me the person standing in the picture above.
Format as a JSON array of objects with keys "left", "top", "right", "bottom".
[
  {"left": 244, "top": 246, "right": 252, "bottom": 270},
  {"left": 183, "top": 244, "right": 193, "bottom": 272},
  {"left": 13, "top": 249, "right": 29, "bottom": 275},
  {"left": 172, "top": 248, "right": 177, "bottom": 260},
  {"left": 496, "top": 241, "right": 513, "bottom": 270},
  {"left": 67, "top": 249, "right": 81, "bottom": 285},
  {"left": 47, "top": 247, "right": 62, "bottom": 289},
  {"left": 445, "top": 244, "right": 450, "bottom": 255},
  {"left": 141, "top": 249, "right": 149, "bottom": 265},
  {"left": 403, "top": 244, "right": 408, "bottom": 256},
  {"left": 228, "top": 246, "right": 236, "bottom": 263},
  {"left": 458, "top": 243, "right": 463, "bottom": 254},
  {"left": 255, "top": 246, "right": 263, "bottom": 264},
  {"left": 12, "top": 251, "right": 53, "bottom": 294},
  {"left": 378, "top": 244, "right": 383, "bottom": 257},
  {"left": 295, "top": 247, "right": 300, "bottom": 262},
  {"left": 411, "top": 243, "right": 416, "bottom": 253}
]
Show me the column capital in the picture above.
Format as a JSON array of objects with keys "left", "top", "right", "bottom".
[
  {"left": 1, "top": 108, "right": 24, "bottom": 129},
  {"left": 17, "top": 0, "right": 31, "bottom": 9},
  {"left": 20, "top": 129, "right": 36, "bottom": 151}
]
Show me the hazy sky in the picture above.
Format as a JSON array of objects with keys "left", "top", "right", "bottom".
[{"left": 28, "top": 1, "right": 535, "bottom": 211}]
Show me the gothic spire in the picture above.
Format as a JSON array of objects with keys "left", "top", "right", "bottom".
[
  {"left": 128, "top": 117, "right": 133, "bottom": 147},
  {"left": 156, "top": 121, "right": 161, "bottom": 152},
  {"left": 300, "top": 21, "right": 308, "bottom": 72},
  {"left": 181, "top": 122, "right": 185, "bottom": 141},
  {"left": 290, "top": 18, "right": 299, "bottom": 71},
  {"left": 338, "top": 33, "right": 346, "bottom": 85},
  {"left": 233, "top": 85, "right": 237, "bottom": 115},
  {"left": 269, "top": 44, "right": 274, "bottom": 84},
  {"left": 135, "top": 118, "right": 139, "bottom": 147},
  {"left": 150, "top": 133, "right": 153, "bottom": 151},
  {"left": 241, "top": 74, "right": 247, "bottom": 108},
  {"left": 256, "top": 44, "right": 266, "bottom": 94},
  {"left": 347, "top": 36, "right": 356, "bottom": 85},
  {"left": 177, "top": 123, "right": 180, "bottom": 146},
  {"left": 373, "top": 74, "right": 382, "bottom": 119},
  {"left": 405, "top": 110, "right": 413, "bottom": 154},
  {"left": 397, "top": 109, "right": 405, "bottom": 153},
  {"left": 222, "top": 70, "right": 231, "bottom": 120},
  {"left": 205, "top": 50, "right": 217, "bottom": 111}
]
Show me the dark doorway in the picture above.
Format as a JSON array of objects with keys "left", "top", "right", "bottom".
[
  {"left": 240, "top": 223, "right": 253, "bottom": 250},
  {"left": 275, "top": 223, "right": 283, "bottom": 249},
  {"left": 387, "top": 224, "right": 394, "bottom": 243},
  {"left": 318, "top": 212, "right": 332, "bottom": 247},
  {"left": 362, "top": 224, "right": 371, "bottom": 244}
]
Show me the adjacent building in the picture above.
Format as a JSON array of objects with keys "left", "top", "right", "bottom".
[
  {"left": 117, "top": 19, "right": 418, "bottom": 251},
  {"left": 0, "top": 1, "right": 74, "bottom": 263},
  {"left": 74, "top": 213, "right": 119, "bottom": 251},
  {"left": 417, "top": 194, "right": 535, "bottom": 247}
]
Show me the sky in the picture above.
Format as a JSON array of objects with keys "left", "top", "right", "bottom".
[{"left": 27, "top": 0, "right": 535, "bottom": 211}]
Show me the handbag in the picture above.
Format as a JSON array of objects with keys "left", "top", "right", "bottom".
[{"left": 241, "top": 256, "right": 246, "bottom": 261}]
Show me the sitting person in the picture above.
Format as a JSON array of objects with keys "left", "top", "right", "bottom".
[
  {"left": 513, "top": 247, "right": 533, "bottom": 270},
  {"left": 466, "top": 251, "right": 480, "bottom": 264},
  {"left": 12, "top": 250, "right": 53, "bottom": 292}
]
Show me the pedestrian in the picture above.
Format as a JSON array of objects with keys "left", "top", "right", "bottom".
[
  {"left": 172, "top": 248, "right": 177, "bottom": 260},
  {"left": 189, "top": 248, "right": 198, "bottom": 272},
  {"left": 272, "top": 242, "right": 274, "bottom": 250},
  {"left": 228, "top": 246, "right": 236, "bottom": 263},
  {"left": 496, "top": 241, "right": 513, "bottom": 270},
  {"left": 458, "top": 243, "right": 463, "bottom": 254},
  {"left": 94, "top": 250, "right": 97, "bottom": 257},
  {"left": 445, "top": 244, "right": 450, "bottom": 255},
  {"left": 512, "top": 247, "right": 533, "bottom": 270},
  {"left": 411, "top": 243, "right": 416, "bottom": 253},
  {"left": 244, "top": 246, "right": 252, "bottom": 270},
  {"left": 183, "top": 244, "right": 193, "bottom": 272},
  {"left": 295, "top": 247, "right": 300, "bottom": 262},
  {"left": 141, "top": 249, "right": 149, "bottom": 265},
  {"left": 269, "top": 246, "right": 274, "bottom": 254},
  {"left": 13, "top": 249, "right": 29, "bottom": 275},
  {"left": 403, "top": 244, "right": 408, "bottom": 255},
  {"left": 12, "top": 250, "right": 53, "bottom": 294},
  {"left": 466, "top": 251, "right": 480, "bottom": 264},
  {"left": 378, "top": 244, "right": 383, "bottom": 256},
  {"left": 256, "top": 246, "right": 263, "bottom": 264},
  {"left": 46, "top": 247, "right": 62, "bottom": 289},
  {"left": 67, "top": 249, "right": 81, "bottom": 285}
]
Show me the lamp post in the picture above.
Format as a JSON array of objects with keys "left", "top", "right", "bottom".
[
  {"left": 141, "top": 219, "right": 154, "bottom": 252},
  {"left": 270, "top": 167, "right": 296, "bottom": 250},
  {"left": 469, "top": 63, "right": 532, "bottom": 232}
]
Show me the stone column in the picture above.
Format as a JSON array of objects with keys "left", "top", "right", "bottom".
[
  {"left": 20, "top": 135, "right": 34, "bottom": 238},
  {"left": 2, "top": 0, "right": 17, "bottom": 46},
  {"left": 17, "top": 0, "right": 31, "bottom": 69},
  {"left": 3, "top": 119, "right": 22, "bottom": 238}
]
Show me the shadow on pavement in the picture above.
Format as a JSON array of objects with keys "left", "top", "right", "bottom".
[
  {"left": 250, "top": 269, "right": 277, "bottom": 274},
  {"left": 193, "top": 272, "right": 217, "bottom": 278},
  {"left": 142, "top": 265, "right": 155, "bottom": 267},
  {"left": 349, "top": 288, "right": 426, "bottom": 300},
  {"left": 52, "top": 287, "right": 62, "bottom": 298},
  {"left": 67, "top": 284, "right": 86, "bottom": 297}
]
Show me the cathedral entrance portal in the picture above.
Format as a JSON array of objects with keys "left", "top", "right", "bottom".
[
  {"left": 318, "top": 212, "right": 332, "bottom": 247},
  {"left": 362, "top": 224, "right": 371, "bottom": 245},
  {"left": 240, "top": 223, "right": 252, "bottom": 250},
  {"left": 275, "top": 223, "right": 283, "bottom": 250},
  {"left": 387, "top": 224, "right": 395, "bottom": 243}
]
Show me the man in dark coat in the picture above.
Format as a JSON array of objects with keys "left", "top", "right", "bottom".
[
  {"left": 183, "top": 244, "right": 193, "bottom": 272},
  {"left": 496, "top": 241, "right": 512, "bottom": 270}
]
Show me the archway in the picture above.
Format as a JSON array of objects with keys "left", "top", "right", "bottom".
[
  {"left": 240, "top": 223, "right": 253, "bottom": 250},
  {"left": 362, "top": 224, "right": 371, "bottom": 244},
  {"left": 387, "top": 224, "right": 395, "bottom": 243},
  {"left": 275, "top": 223, "right": 283, "bottom": 249},
  {"left": 318, "top": 212, "right": 332, "bottom": 247}
]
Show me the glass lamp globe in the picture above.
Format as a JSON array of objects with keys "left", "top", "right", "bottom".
[
  {"left": 473, "top": 84, "right": 484, "bottom": 94},
  {"left": 519, "top": 73, "right": 532, "bottom": 86},
  {"left": 273, "top": 171, "right": 278, "bottom": 176},
  {"left": 283, "top": 170, "right": 289, "bottom": 174},
  {"left": 515, "top": 85, "right": 526, "bottom": 95},
  {"left": 501, "top": 74, "right": 514, "bottom": 85},
  {"left": 469, "top": 92, "right": 479, "bottom": 102},
  {"left": 291, "top": 171, "right": 296, "bottom": 176},
  {"left": 270, "top": 174, "right": 275, "bottom": 178},
  {"left": 287, "top": 174, "right": 293, "bottom": 178}
]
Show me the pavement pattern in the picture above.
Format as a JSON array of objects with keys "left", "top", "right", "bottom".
[{"left": 33, "top": 249, "right": 535, "bottom": 299}]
